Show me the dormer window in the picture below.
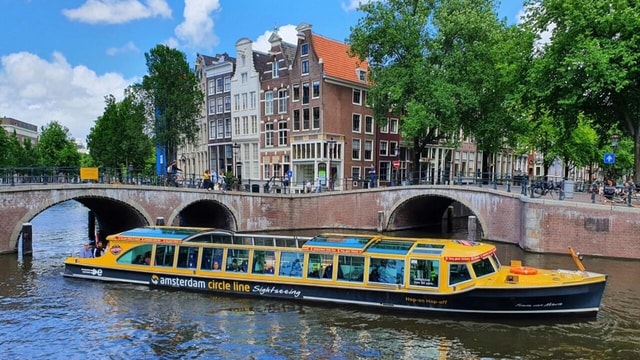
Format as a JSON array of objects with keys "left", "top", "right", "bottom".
[
  {"left": 301, "top": 43, "right": 309, "bottom": 56},
  {"left": 272, "top": 60, "right": 279, "bottom": 78},
  {"left": 357, "top": 69, "right": 367, "bottom": 82}
]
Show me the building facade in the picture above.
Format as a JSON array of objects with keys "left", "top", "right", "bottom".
[{"left": 1, "top": 116, "right": 38, "bottom": 145}]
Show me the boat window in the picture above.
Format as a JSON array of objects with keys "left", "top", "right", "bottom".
[
  {"left": 177, "top": 246, "right": 199, "bottom": 269},
  {"left": 412, "top": 243, "right": 445, "bottom": 256},
  {"left": 201, "top": 247, "right": 224, "bottom": 271},
  {"left": 368, "top": 258, "right": 404, "bottom": 285},
  {"left": 185, "top": 234, "right": 213, "bottom": 243},
  {"left": 233, "top": 236, "right": 254, "bottom": 245},
  {"left": 471, "top": 257, "right": 496, "bottom": 278},
  {"left": 116, "top": 244, "right": 153, "bottom": 266},
  {"left": 367, "top": 241, "right": 412, "bottom": 255},
  {"left": 210, "top": 234, "right": 232, "bottom": 244},
  {"left": 337, "top": 255, "right": 364, "bottom": 283},
  {"left": 226, "top": 249, "right": 249, "bottom": 272},
  {"left": 155, "top": 245, "right": 175, "bottom": 267},
  {"left": 409, "top": 259, "right": 439, "bottom": 287},
  {"left": 276, "top": 237, "right": 306, "bottom": 248},
  {"left": 253, "top": 237, "right": 276, "bottom": 247},
  {"left": 448, "top": 264, "right": 472, "bottom": 285},
  {"left": 252, "top": 250, "right": 276, "bottom": 275},
  {"left": 491, "top": 253, "right": 501, "bottom": 269},
  {"left": 279, "top": 251, "right": 304, "bottom": 277},
  {"left": 307, "top": 253, "right": 334, "bottom": 279}
]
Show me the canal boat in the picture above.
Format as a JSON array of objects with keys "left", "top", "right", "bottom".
[{"left": 62, "top": 226, "right": 607, "bottom": 317}]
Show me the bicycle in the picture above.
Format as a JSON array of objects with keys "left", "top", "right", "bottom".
[{"left": 531, "top": 180, "right": 564, "bottom": 199}]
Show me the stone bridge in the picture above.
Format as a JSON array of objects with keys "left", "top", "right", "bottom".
[{"left": 1, "top": 184, "right": 639, "bottom": 259}]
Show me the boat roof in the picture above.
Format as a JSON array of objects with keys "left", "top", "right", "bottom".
[{"left": 106, "top": 227, "right": 496, "bottom": 262}]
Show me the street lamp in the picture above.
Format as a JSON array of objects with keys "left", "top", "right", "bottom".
[
  {"left": 232, "top": 143, "right": 241, "bottom": 187},
  {"left": 327, "top": 137, "right": 336, "bottom": 190}
]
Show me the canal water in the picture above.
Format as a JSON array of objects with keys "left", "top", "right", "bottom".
[{"left": 0, "top": 200, "right": 638, "bottom": 360}]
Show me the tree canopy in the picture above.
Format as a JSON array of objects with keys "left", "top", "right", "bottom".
[
  {"left": 36, "top": 121, "right": 80, "bottom": 167},
  {"left": 348, "top": 0, "right": 532, "bottom": 174},
  {"left": 87, "top": 93, "right": 153, "bottom": 169},
  {"left": 523, "top": 0, "right": 640, "bottom": 182},
  {"left": 139, "top": 45, "right": 203, "bottom": 164}
]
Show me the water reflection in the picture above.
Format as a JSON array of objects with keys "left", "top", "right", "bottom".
[{"left": 0, "top": 200, "right": 639, "bottom": 359}]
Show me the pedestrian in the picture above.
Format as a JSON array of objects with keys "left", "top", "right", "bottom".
[
  {"left": 315, "top": 177, "right": 321, "bottom": 193},
  {"left": 79, "top": 242, "right": 93, "bottom": 258},
  {"left": 305, "top": 179, "right": 312, "bottom": 193},
  {"left": 167, "top": 159, "right": 182, "bottom": 186},
  {"left": 368, "top": 163, "right": 376, "bottom": 188},
  {"left": 202, "top": 169, "right": 213, "bottom": 190}
]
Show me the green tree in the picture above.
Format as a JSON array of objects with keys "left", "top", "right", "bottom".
[
  {"left": 348, "top": 0, "right": 531, "bottom": 179},
  {"left": 523, "top": 0, "right": 640, "bottom": 182},
  {"left": 36, "top": 121, "right": 80, "bottom": 167},
  {"left": 87, "top": 93, "right": 153, "bottom": 169},
  {"left": 0, "top": 127, "right": 12, "bottom": 167},
  {"left": 139, "top": 45, "right": 203, "bottom": 166}
]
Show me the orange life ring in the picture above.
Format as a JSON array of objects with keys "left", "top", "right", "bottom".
[{"left": 510, "top": 266, "right": 538, "bottom": 275}]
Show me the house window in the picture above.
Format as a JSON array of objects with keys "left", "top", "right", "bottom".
[
  {"left": 208, "top": 99, "right": 215, "bottom": 115},
  {"left": 390, "top": 142, "right": 398, "bottom": 156},
  {"left": 241, "top": 72, "right": 248, "bottom": 84},
  {"left": 303, "top": 108, "right": 310, "bottom": 130},
  {"left": 302, "top": 82, "right": 309, "bottom": 104},
  {"left": 233, "top": 117, "right": 240, "bottom": 136},
  {"left": 217, "top": 119, "right": 224, "bottom": 139},
  {"left": 312, "top": 107, "right": 320, "bottom": 129},
  {"left": 242, "top": 116, "right": 249, "bottom": 135},
  {"left": 380, "top": 120, "right": 389, "bottom": 133},
  {"left": 352, "top": 89, "right": 361, "bottom": 105},
  {"left": 233, "top": 94, "right": 240, "bottom": 111},
  {"left": 293, "top": 109, "right": 300, "bottom": 131},
  {"left": 351, "top": 167, "right": 362, "bottom": 181},
  {"left": 265, "top": 123, "right": 274, "bottom": 146},
  {"left": 251, "top": 115, "right": 258, "bottom": 134},
  {"left": 292, "top": 84, "right": 300, "bottom": 102},
  {"left": 390, "top": 118, "right": 399, "bottom": 134},
  {"left": 216, "top": 98, "right": 223, "bottom": 114},
  {"left": 224, "top": 76, "right": 231, "bottom": 92},
  {"left": 265, "top": 92, "right": 274, "bottom": 115},
  {"left": 216, "top": 78, "right": 223, "bottom": 94},
  {"left": 241, "top": 93, "right": 247, "bottom": 110},
  {"left": 301, "top": 43, "right": 309, "bottom": 56},
  {"left": 225, "top": 96, "right": 231, "bottom": 112},
  {"left": 364, "top": 140, "right": 373, "bottom": 161},
  {"left": 250, "top": 91, "right": 257, "bottom": 109},
  {"left": 209, "top": 120, "right": 216, "bottom": 139},
  {"left": 365, "top": 115, "right": 374, "bottom": 134},
  {"left": 301, "top": 60, "right": 309, "bottom": 75},
  {"left": 278, "top": 122, "right": 288, "bottom": 146},
  {"left": 208, "top": 80, "right": 215, "bottom": 95},
  {"left": 312, "top": 80, "right": 320, "bottom": 98},
  {"left": 278, "top": 89, "right": 288, "bottom": 114},
  {"left": 380, "top": 141, "right": 388, "bottom": 156},
  {"left": 357, "top": 69, "right": 366, "bottom": 82},
  {"left": 272, "top": 60, "right": 279, "bottom": 78},
  {"left": 352, "top": 139, "right": 361, "bottom": 160},
  {"left": 352, "top": 114, "right": 361, "bottom": 133},
  {"left": 225, "top": 118, "right": 232, "bottom": 137}
]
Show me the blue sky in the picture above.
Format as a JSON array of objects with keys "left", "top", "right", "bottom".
[{"left": 0, "top": 0, "right": 525, "bottom": 142}]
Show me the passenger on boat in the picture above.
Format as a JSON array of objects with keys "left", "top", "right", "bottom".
[
  {"left": 369, "top": 265, "right": 380, "bottom": 282},
  {"left": 143, "top": 253, "right": 151, "bottom": 265},
  {"left": 93, "top": 241, "right": 104, "bottom": 258},
  {"left": 79, "top": 242, "right": 93, "bottom": 258},
  {"left": 240, "top": 260, "right": 248, "bottom": 272},
  {"left": 212, "top": 261, "right": 220, "bottom": 270},
  {"left": 290, "top": 259, "right": 302, "bottom": 276},
  {"left": 227, "top": 258, "right": 238, "bottom": 271}
]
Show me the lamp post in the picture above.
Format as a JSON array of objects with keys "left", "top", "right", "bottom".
[
  {"left": 327, "top": 137, "right": 336, "bottom": 190},
  {"left": 232, "top": 143, "right": 241, "bottom": 190}
]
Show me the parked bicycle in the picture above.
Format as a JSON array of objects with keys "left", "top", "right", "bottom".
[{"left": 531, "top": 179, "right": 564, "bottom": 199}]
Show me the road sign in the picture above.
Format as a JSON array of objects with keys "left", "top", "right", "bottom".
[
  {"left": 393, "top": 160, "right": 400, "bottom": 169},
  {"left": 603, "top": 153, "right": 616, "bottom": 165}
]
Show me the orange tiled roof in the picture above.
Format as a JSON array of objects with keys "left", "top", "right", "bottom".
[{"left": 311, "top": 34, "right": 368, "bottom": 85}]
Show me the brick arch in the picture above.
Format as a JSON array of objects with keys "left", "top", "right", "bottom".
[
  {"left": 383, "top": 189, "right": 492, "bottom": 236},
  {"left": 9, "top": 191, "right": 152, "bottom": 251},
  {"left": 167, "top": 199, "right": 240, "bottom": 230}
]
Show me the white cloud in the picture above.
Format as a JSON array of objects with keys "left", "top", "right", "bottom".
[
  {"left": 517, "top": 6, "right": 554, "bottom": 51},
  {"left": 174, "top": 0, "right": 221, "bottom": 50},
  {"left": 253, "top": 25, "right": 299, "bottom": 53},
  {"left": 62, "top": 0, "right": 172, "bottom": 24},
  {"left": 341, "top": 0, "right": 374, "bottom": 12},
  {"left": 0, "top": 52, "right": 134, "bottom": 141},
  {"left": 106, "top": 41, "right": 140, "bottom": 56}
]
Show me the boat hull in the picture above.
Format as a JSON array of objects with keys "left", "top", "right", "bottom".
[{"left": 63, "top": 263, "right": 605, "bottom": 317}]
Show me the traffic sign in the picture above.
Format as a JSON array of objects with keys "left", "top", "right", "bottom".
[
  {"left": 393, "top": 160, "right": 400, "bottom": 169},
  {"left": 603, "top": 153, "right": 616, "bottom": 165},
  {"left": 286, "top": 170, "right": 293, "bottom": 178}
]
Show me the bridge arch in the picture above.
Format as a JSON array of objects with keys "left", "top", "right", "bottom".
[
  {"left": 385, "top": 190, "right": 488, "bottom": 237},
  {"left": 169, "top": 199, "right": 239, "bottom": 230}
]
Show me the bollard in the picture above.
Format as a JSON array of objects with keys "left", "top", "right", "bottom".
[
  {"left": 21, "top": 223, "right": 33, "bottom": 257},
  {"left": 377, "top": 211, "right": 384, "bottom": 233},
  {"left": 506, "top": 175, "right": 511, "bottom": 193},
  {"left": 591, "top": 190, "right": 596, "bottom": 204},
  {"left": 628, "top": 185, "right": 633, "bottom": 207},
  {"left": 467, "top": 216, "right": 477, "bottom": 242},
  {"left": 156, "top": 217, "right": 165, "bottom": 226}
]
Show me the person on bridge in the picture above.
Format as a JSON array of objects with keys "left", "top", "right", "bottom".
[
  {"left": 368, "top": 164, "right": 376, "bottom": 188},
  {"left": 202, "top": 170, "right": 213, "bottom": 190}
]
